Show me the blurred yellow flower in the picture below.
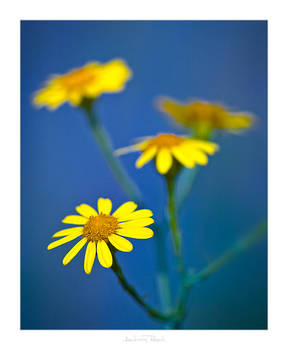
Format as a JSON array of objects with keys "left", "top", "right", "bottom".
[
  {"left": 158, "top": 98, "right": 253, "bottom": 138},
  {"left": 33, "top": 59, "right": 132, "bottom": 110},
  {"left": 116, "top": 133, "right": 218, "bottom": 175},
  {"left": 47, "top": 198, "right": 154, "bottom": 273}
]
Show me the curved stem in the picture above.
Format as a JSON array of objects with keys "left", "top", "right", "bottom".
[
  {"left": 186, "top": 220, "right": 267, "bottom": 287},
  {"left": 82, "top": 103, "right": 142, "bottom": 203},
  {"left": 81, "top": 100, "right": 172, "bottom": 319},
  {"left": 111, "top": 255, "right": 173, "bottom": 323},
  {"left": 171, "top": 219, "right": 267, "bottom": 328}
]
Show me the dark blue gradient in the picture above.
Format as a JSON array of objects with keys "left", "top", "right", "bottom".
[{"left": 21, "top": 20, "right": 267, "bottom": 329}]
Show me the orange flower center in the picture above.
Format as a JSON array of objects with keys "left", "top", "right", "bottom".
[
  {"left": 82, "top": 214, "right": 119, "bottom": 242},
  {"left": 59, "top": 67, "right": 97, "bottom": 91},
  {"left": 148, "top": 134, "right": 184, "bottom": 149},
  {"left": 185, "top": 102, "right": 227, "bottom": 127}
]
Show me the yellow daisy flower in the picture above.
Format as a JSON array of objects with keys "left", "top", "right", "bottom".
[
  {"left": 33, "top": 59, "right": 132, "bottom": 110},
  {"left": 158, "top": 97, "right": 253, "bottom": 136},
  {"left": 47, "top": 198, "right": 154, "bottom": 273},
  {"left": 116, "top": 133, "right": 218, "bottom": 175}
]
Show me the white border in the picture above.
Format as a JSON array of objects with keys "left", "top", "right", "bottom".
[{"left": 1, "top": 0, "right": 288, "bottom": 349}]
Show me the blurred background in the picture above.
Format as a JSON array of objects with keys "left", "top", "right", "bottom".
[{"left": 21, "top": 20, "right": 267, "bottom": 329}]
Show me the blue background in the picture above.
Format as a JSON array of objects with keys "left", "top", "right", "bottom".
[{"left": 21, "top": 21, "right": 267, "bottom": 329}]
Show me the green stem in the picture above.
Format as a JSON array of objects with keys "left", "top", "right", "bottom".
[
  {"left": 81, "top": 100, "right": 172, "bottom": 317},
  {"left": 82, "top": 103, "right": 141, "bottom": 203},
  {"left": 187, "top": 220, "right": 267, "bottom": 287},
  {"left": 172, "top": 219, "right": 267, "bottom": 328},
  {"left": 111, "top": 255, "right": 172, "bottom": 323},
  {"left": 177, "top": 166, "right": 200, "bottom": 209},
  {"left": 154, "top": 223, "right": 172, "bottom": 313},
  {"left": 165, "top": 175, "right": 185, "bottom": 274}
]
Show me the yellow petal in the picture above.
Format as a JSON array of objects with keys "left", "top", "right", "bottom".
[
  {"left": 117, "top": 227, "right": 154, "bottom": 239},
  {"left": 156, "top": 148, "right": 173, "bottom": 174},
  {"left": 159, "top": 98, "right": 185, "bottom": 120},
  {"left": 75, "top": 204, "right": 98, "bottom": 218},
  {"left": 63, "top": 238, "right": 87, "bottom": 265},
  {"left": 53, "top": 226, "right": 84, "bottom": 238},
  {"left": 119, "top": 217, "right": 154, "bottom": 228},
  {"left": 112, "top": 201, "right": 137, "bottom": 219},
  {"left": 171, "top": 145, "right": 195, "bottom": 168},
  {"left": 97, "top": 240, "right": 113, "bottom": 268},
  {"left": 108, "top": 234, "right": 133, "bottom": 252},
  {"left": 62, "top": 215, "right": 88, "bottom": 225},
  {"left": 136, "top": 146, "right": 157, "bottom": 168},
  {"left": 99, "top": 59, "right": 132, "bottom": 92},
  {"left": 98, "top": 198, "right": 112, "bottom": 215},
  {"left": 225, "top": 114, "right": 253, "bottom": 130},
  {"left": 180, "top": 143, "right": 209, "bottom": 165},
  {"left": 193, "top": 150, "right": 208, "bottom": 165},
  {"left": 33, "top": 85, "right": 67, "bottom": 110},
  {"left": 120, "top": 209, "right": 153, "bottom": 222},
  {"left": 84, "top": 241, "right": 96, "bottom": 274},
  {"left": 67, "top": 91, "right": 83, "bottom": 106},
  {"left": 187, "top": 147, "right": 208, "bottom": 165},
  {"left": 47, "top": 233, "right": 82, "bottom": 250},
  {"left": 185, "top": 140, "right": 218, "bottom": 155}
]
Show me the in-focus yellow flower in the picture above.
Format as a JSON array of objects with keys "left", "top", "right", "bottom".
[
  {"left": 33, "top": 59, "right": 132, "bottom": 110},
  {"left": 158, "top": 98, "right": 253, "bottom": 138},
  {"left": 47, "top": 198, "right": 154, "bottom": 273},
  {"left": 116, "top": 133, "right": 218, "bottom": 175}
]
